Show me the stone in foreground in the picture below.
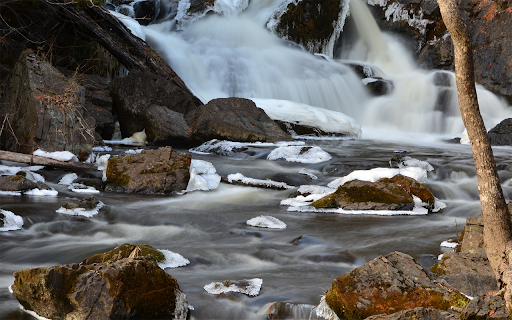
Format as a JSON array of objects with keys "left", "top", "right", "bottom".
[
  {"left": 11, "top": 243, "right": 188, "bottom": 320},
  {"left": 324, "top": 251, "right": 469, "bottom": 319}
]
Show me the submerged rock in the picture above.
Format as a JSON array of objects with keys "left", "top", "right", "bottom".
[
  {"left": 105, "top": 146, "right": 191, "bottom": 194},
  {"left": 312, "top": 179, "right": 415, "bottom": 211},
  {"left": 324, "top": 251, "right": 469, "bottom": 319},
  {"left": 11, "top": 243, "right": 188, "bottom": 320}
]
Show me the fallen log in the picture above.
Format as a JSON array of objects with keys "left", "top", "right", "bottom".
[{"left": 0, "top": 150, "right": 96, "bottom": 171}]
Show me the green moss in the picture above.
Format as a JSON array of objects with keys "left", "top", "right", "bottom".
[
  {"left": 106, "top": 157, "right": 130, "bottom": 187},
  {"left": 84, "top": 243, "right": 166, "bottom": 264}
]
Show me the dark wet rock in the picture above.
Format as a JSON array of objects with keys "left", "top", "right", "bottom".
[
  {"left": 187, "top": 98, "right": 292, "bottom": 143},
  {"left": 11, "top": 243, "right": 188, "bottom": 320},
  {"left": 110, "top": 70, "right": 199, "bottom": 145},
  {"left": 80, "top": 73, "right": 115, "bottom": 140},
  {"left": 324, "top": 251, "right": 469, "bottom": 319},
  {"left": 62, "top": 196, "right": 101, "bottom": 211},
  {"left": 311, "top": 179, "right": 415, "bottom": 211},
  {"left": 365, "top": 307, "right": 458, "bottom": 320},
  {"left": 0, "top": 175, "right": 52, "bottom": 192},
  {"left": 266, "top": 302, "right": 320, "bottom": 320},
  {"left": 105, "top": 146, "right": 191, "bottom": 194},
  {"left": 270, "top": 0, "right": 343, "bottom": 54},
  {"left": 269, "top": 173, "right": 313, "bottom": 187},
  {"left": 133, "top": 0, "right": 161, "bottom": 25},
  {"left": 418, "top": 34, "right": 455, "bottom": 70},
  {"left": 141, "top": 105, "right": 192, "bottom": 146},
  {"left": 488, "top": 118, "right": 512, "bottom": 146},
  {"left": 431, "top": 251, "right": 497, "bottom": 298},
  {"left": 459, "top": 294, "right": 510, "bottom": 319},
  {"left": 363, "top": 77, "right": 395, "bottom": 96},
  {"left": 432, "top": 71, "right": 453, "bottom": 87},
  {"left": 0, "top": 50, "right": 95, "bottom": 155}
]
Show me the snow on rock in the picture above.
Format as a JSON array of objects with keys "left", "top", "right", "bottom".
[
  {"left": 24, "top": 171, "right": 45, "bottom": 183},
  {"left": 0, "top": 191, "right": 21, "bottom": 196},
  {"left": 392, "top": 156, "right": 434, "bottom": 172},
  {"left": 440, "top": 240, "right": 458, "bottom": 249},
  {"left": 33, "top": 149, "right": 78, "bottom": 162},
  {"left": 125, "top": 149, "right": 144, "bottom": 154},
  {"left": 157, "top": 249, "right": 190, "bottom": 269},
  {"left": 68, "top": 183, "right": 100, "bottom": 194},
  {"left": 56, "top": 200, "right": 104, "bottom": 218},
  {"left": 299, "top": 168, "right": 318, "bottom": 180},
  {"left": 204, "top": 278, "right": 262, "bottom": 296},
  {"left": 327, "top": 166, "right": 428, "bottom": 189},
  {"left": 96, "top": 154, "right": 111, "bottom": 181},
  {"left": 189, "top": 139, "right": 304, "bottom": 156},
  {"left": 0, "top": 209, "right": 23, "bottom": 231},
  {"left": 251, "top": 98, "right": 362, "bottom": 139},
  {"left": 227, "top": 173, "right": 295, "bottom": 190},
  {"left": 0, "top": 165, "right": 44, "bottom": 176},
  {"left": 185, "top": 160, "right": 221, "bottom": 192},
  {"left": 246, "top": 215, "right": 286, "bottom": 229},
  {"left": 24, "top": 188, "right": 58, "bottom": 196},
  {"left": 59, "top": 173, "right": 78, "bottom": 185},
  {"left": 267, "top": 145, "right": 332, "bottom": 163}
]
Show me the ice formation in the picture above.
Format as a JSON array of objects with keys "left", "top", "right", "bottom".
[
  {"left": 59, "top": 173, "right": 78, "bottom": 185},
  {"left": 246, "top": 215, "right": 287, "bottom": 229},
  {"left": 24, "top": 189, "right": 58, "bottom": 196},
  {"left": 68, "top": 183, "right": 100, "bottom": 194},
  {"left": 157, "top": 249, "right": 191, "bottom": 269},
  {"left": 204, "top": 278, "right": 262, "bottom": 296},
  {"left": 315, "top": 295, "right": 340, "bottom": 320},
  {"left": 227, "top": 173, "right": 295, "bottom": 189},
  {"left": 92, "top": 146, "right": 113, "bottom": 152},
  {"left": 56, "top": 200, "right": 105, "bottom": 218},
  {"left": 33, "top": 149, "right": 78, "bottom": 162},
  {"left": 185, "top": 160, "right": 221, "bottom": 192},
  {"left": 440, "top": 240, "right": 458, "bottom": 249},
  {"left": 251, "top": 98, "right": 362, "bottom": 139},
  {"left": 267, "top": 145, "right": 332, "bottom": 163},
  {"left": 0, "top": 209, "right": 24, "bottom": 231},
  {"left": 189, "top": 139, "right": 304, "bottom": 156},
  {"left": 109, "top": 10, "right": 146, "bottom": 40}
]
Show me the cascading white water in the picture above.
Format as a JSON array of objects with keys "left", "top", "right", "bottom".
[{"left": 128, "top": 0, "right": 511, "bottom": 139}]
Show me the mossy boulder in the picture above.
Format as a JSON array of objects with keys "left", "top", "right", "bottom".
[
  {"left": 312, "top": 179, "right": 415, "bottom": 210},
  {"left": 83, "top": 243, "right": 166, "bottom": 264},
  {"left": 0, "top": 175, "right": 52, "bottom": 192},
  {"left": 325, "top": 252, "right": 469, "bottom": 319},
  {"left": 105, "top": 146, "right": 191, "bottom": 194},
  {"left": 11, "top": 243, "right": 188, "bottom": 320},
  {"left": 380, "top": 174, "right": 435, "bottom": 210}
]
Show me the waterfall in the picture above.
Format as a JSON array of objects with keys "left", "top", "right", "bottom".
[{"left": 117, "top": 0, "right": 511, "bottom": 139}]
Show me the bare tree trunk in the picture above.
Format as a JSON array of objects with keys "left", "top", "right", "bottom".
[{"left": 437, "top": 0, "right": 512, "bottom": 308}]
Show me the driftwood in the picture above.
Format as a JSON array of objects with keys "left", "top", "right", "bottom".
[{"left": 0, "top": 150, "right": 96, "bottom": 171}]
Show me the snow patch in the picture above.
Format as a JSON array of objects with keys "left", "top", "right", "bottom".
[
  {"left": 299, "top": 168, "right": 318, "bottom": 180},
  {"left": 204, "top": 278, "right": 262, "bottom": 296},
  {"left": 384, "top": 2, "right": 429, "bottom": 35},
  {"left": 33, "top": 149, "right": 78, "bottom": 162},
  {"left": 268, "top": 145, "right": 331, "bottom": 163},
  {"left": 157, "top": 249, "right": 190, "bottom": 269},
  {"left": 440, "top": 240, "right": 458, "bottom": 249},
  {"left": 251, "top": 98, "right": 362, "bottom": 139},
  {"left": 68, "top": 183, "right": 100, "bottom": 194},
  {"left": 246, "top": 215, "right": 287, "bottom": 229},
  {"left": 125, "top": 149, "right": 144, "bottom": 154},
  {"left": 189, "top": 139, "right": 304, "bottom": 156},
  {"left": 327, "top": 166, "right": 428, "bottom": 189},
  {"left": 24, "top": 188, "right": 58, "bottom": 196},
  {"left": 92, "top": 146, "right": 112, "bottom": 152},
  {"left": 0, "top": 209, "right": 24, "bottom": 231}
]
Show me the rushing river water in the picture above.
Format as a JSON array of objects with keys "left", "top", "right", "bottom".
[{"left": 2, "top": 0, "right": 512, "bottom": 318}]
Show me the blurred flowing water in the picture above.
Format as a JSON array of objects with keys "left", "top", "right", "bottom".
[{"left": 2, "top": 0, "right": 512, "bottom": 318}]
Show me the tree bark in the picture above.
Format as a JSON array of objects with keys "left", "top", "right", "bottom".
[{"left": 437, "top": 0, "right": 512, "bottom": 308}]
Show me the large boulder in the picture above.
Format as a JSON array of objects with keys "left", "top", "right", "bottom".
[
  {"left": 0, "top": 50, "right": 95, "bottom": 156},
  {"left": 186, "top": 98, "right": 292, "bottom": 143},
  {"left": 324, "top": 251, "right": 469, "bottom": 319},
  {"left": 311, "top": 178, "right": 415, "bottom": 211},
  {"left": 110, "top": 70, "right": 199, "bottom": 146},
  {"left": 0, "top": 174, "right": 53, "bottom": 192},
  {"left": 11, "top": 243, "right": 188, "bottom": 320},
  {"left": 488, "top": 118, "right": 512, "bottom": 146},
  {"left": 105, "top": 146, "right": 191, "bottom": 194}
]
